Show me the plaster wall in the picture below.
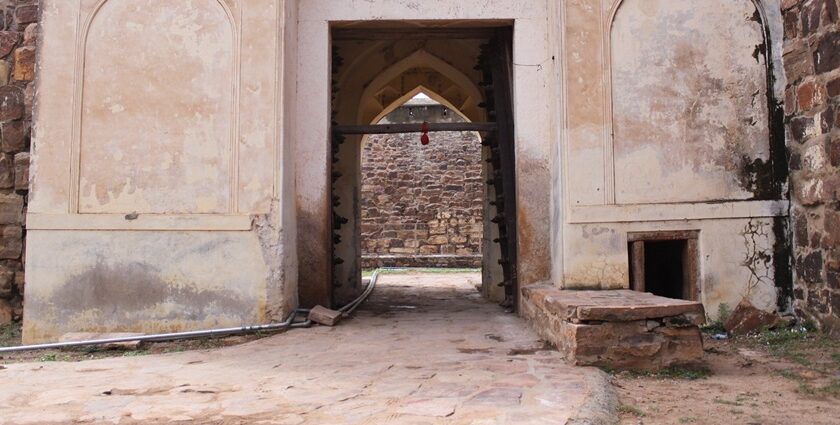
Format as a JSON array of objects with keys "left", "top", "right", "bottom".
[
  {"left": 24, "top": 0, "right": 799, "bottom": 341},
  {"left": 556, "top": 0, "right": 791, "bottom": 318},
  {"left": 24, "top": 0, "right": 297, "bottom": 342}
]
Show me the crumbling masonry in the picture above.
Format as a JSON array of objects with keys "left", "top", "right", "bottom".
[
  {"left": 0, "top": 0, "right": 36, "bottom": 325},
  {"left": 784, "top": 0, "right": 840, "bottom": 334}
]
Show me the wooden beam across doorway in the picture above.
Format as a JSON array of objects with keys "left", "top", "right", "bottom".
[
  {"left": 333, "top": 122, "right": 497, "bottom": 135},
  {"left": 332, "top": 27, "right": 500, "bottom": 41}
]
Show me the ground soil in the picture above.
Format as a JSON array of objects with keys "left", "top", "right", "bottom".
[
  {"left": 613, "top": 330, "right": 840, "bottom": 425},
  {"left": 3, "top": 271, "right": 840, "bottom": 424},
  {"left": 0, "top": 272, "right": 612, "bottom": 424}
]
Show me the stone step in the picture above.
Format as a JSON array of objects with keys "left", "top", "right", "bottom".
[{"left": 522, "top": 284, "right": 705, "bottom": 370}]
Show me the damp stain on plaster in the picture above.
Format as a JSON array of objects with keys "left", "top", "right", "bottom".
[{"left": 51, "top": 261, "right": 253, "bottom": 325}]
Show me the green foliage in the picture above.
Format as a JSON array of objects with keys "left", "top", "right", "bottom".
[
  {"left": 618, "top": 404, "right": 645, "bottom": 417},
  {"left": 0, "top": 323, "right": 21, "bottom": 348},
  {"left": 701, "top": 303, "right": 731, "bottom": 334},
  {"left": 610, "top": 366, "right": 712, "bottom": 381},
  {"left": 38, "top": 353, "right": 58, "bottom": 362}
]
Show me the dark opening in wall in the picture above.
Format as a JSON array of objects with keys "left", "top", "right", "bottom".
[{"left": 629, "top": 231, "right": 699, "bottom": 301}]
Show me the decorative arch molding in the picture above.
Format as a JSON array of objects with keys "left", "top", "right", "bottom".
[
  {"left": 356, "top": 49, "right": 484, "bottom": 125},
  {"left": 360, "top": 85, "right": 475, "bottom": 151},
  {"left": 602, "top": 0, "right": 779, "bottom": 204},
  {"left": 69, "top": 0, "right": 242, "bottom": 213}
]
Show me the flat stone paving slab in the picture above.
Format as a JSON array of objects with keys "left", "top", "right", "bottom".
[
  {"left": 0, "top": 273, "right": 615, "bottom": 424},
  {"left": 523, "top": 285, "right": 704, "bottom": 324}
]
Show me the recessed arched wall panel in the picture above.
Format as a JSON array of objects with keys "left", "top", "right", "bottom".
[
  {"left": 78, "top": 0, "right": 236, "bottom": 214},
  {"left": 611, "top": 0, "right": 770, "bottom": 204}
]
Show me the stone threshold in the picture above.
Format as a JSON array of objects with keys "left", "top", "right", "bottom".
[{"left": 522, "top": 284, "right": 705, "bottom": 370}]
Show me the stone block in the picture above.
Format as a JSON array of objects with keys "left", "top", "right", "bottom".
[
  {"left": 0, "top": 192, "right": 22, "bottom": 224},
  {"left": 830, "top": 136, "right": 840, "bottom": 166},
  {"left": 522, "top": 285, "right": 704, "bottom": 370},
  {"left": 0, "top": 31, "right": 19, "bottom": 58},
  {"left": 309, "top": 305, "right": 342, "bottom": 326},
  {"left": 815, "top": 31, "right": 840, "bottom": 74},
  {"left": 13, "top": 151, "right": 27, "bottom": 190},
  {"left": 800, "top": 0, "right": 838, "bottom": 36},
  {"left": 12, "top": 46, "right": 34, "bottom": 81},
  {"left": 0, "top": 153, "right": 13, "bottom": 189},
  {"left": 23, "top": 23, "right": 37, "bottom": 47},
  {"left": 0, "top": 299, "right": 11, "bottom": 325},
  {"left": 14, "top": 5, "right": 38, "bottom": 26},
  {"left": 798, "top": 81, "right": 826, "bottom": 111},
  {"left": 0, "top": 266, "right": 12, "bottom": 299},
  {"left": 14, "top": 270, "right": 23, "bottom": 295},
  {"left": 1, "top": 120, "right": 27, "bottom": 153},
  {"left": 724, "top": 300, "right": 781, "bottom": 335},
  {"left": 0, "top": 225, "right": 22, "bottom": 259},
  {"left": 784, "top": 48, "right": 814, "bottom": 84},
  {"left": 789, "top": 115, "right": 817, "bottom": 143},
  {"left": 797, "top": 251, "right": 824, "bottom": 284},
  {"left": 795, "top": 177, "right": 828, "bottom": 205},
  {"left": 0, "top": 85, "right": 23, "bottom": 122}
]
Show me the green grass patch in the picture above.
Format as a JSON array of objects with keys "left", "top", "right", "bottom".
[
  {"left": 618, "top": 404, "right": 645, "bottom": 417},
  {"left": 701, "top": 304, "right": 731, "bottom": 335},
  {"left": 0, "top": 323, "right": 21, "bottom": 348},
  {"left": 608, "top": 366, "right": 712, "bottom": 380}
]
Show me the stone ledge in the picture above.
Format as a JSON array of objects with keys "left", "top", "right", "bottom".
[
  {"left": 522, "top": 284, "right": 705, "bottom": 370},
  {"left": 523, "top": 286, "right": 704, "bottom": 324}
]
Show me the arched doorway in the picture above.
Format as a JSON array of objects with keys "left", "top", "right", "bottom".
[{"left": 327, "top": 25, "right": 518, "bottom": 310}]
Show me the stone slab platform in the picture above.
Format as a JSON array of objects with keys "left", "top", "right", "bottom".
[{"left": 522, "top": 284, "right": 705, "bottom": 370}]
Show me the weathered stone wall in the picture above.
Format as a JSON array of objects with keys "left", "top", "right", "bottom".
[
  {"left": 0, "top": 0, "right": 36, "bottom": 324},
  {"left": 361, "top": 102, "right": 483, "bottom": 268},
  {"left": 783, "top": 0, "right": 840, "bottom": 333}
]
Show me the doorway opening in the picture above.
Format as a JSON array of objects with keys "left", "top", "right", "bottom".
[
  {"left": 628, "top": 231, "right": 699, "bottom": 301},
  {"left": 328, "top": 24, "right": 517, "bottom": 311},
  {"left": 360, "top": 92, "right": 483, "bottom": 270}
]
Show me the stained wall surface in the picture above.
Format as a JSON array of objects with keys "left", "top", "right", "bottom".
[
  {"left": 24, "top": 0, "right": 298, "bottom": 343},
  {"left": 558, "top": 0, "right": 790, "bottom": 318},
  {"left": 612, "top": 0, "right": 770, "bottom": 204}
]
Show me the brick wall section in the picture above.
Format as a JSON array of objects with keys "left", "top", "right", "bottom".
[
  {"left": 0, "top": 0, "right": 36, "bottom": 324},
  {"left": 361, "top": 104, "right": 484, "bottom": 268},
  {"left": 782, "top": 0, "right": 840, "bottom": 333}
]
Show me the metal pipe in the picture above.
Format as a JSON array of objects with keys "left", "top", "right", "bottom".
[
  {"left": 339, "top": 268, "right": 383, "bottom": 316},
  {"left": 0, "top": 310, "right": 307, "bottom": 354},
  {"left": 0, "top": 268, "right": 387, "bottom": 354}
]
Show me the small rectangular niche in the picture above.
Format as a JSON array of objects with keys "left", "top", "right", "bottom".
[{"left": 628, "top": 231, "right": 699, "bottom": 301}]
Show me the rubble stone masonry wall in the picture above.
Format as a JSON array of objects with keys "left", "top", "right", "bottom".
[
  {"left": 783, "top": 0, "right": 840, "bottom": 333},
  {"left": 0, "top": 0, "right": 36, "bottom": 325},
  {"left": 361, "top": 103, "right": 484, "bottom": 269}
]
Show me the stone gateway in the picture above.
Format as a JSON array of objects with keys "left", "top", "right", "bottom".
[{"left": 3, "top": 0, "right": 837, "bottom": 352}]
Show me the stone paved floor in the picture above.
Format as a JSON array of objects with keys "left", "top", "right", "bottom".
[{"left": 0, "top": 272, "right": 615, "bottom": 424}]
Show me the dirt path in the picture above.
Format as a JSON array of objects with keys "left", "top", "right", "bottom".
[
  {"left": 0, "top": 272, "right": 615, "bottom": 424},
  {"left": 613, "top": 332, "right": 840, "bottom": 424}
]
